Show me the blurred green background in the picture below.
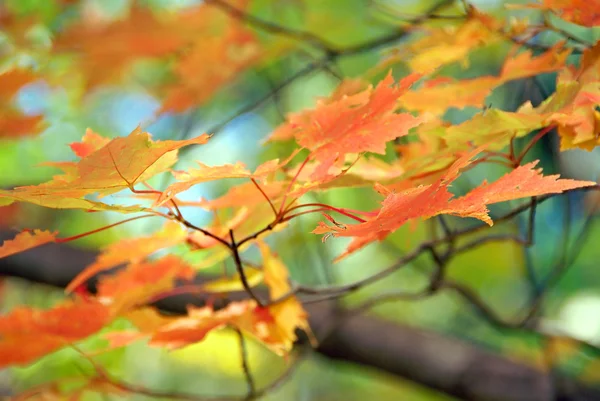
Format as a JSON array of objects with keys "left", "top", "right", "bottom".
[{"left": 1, "top": 0, "right": 600, "bottom": 399}]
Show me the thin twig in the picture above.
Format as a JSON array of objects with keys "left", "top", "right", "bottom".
[
  {"left": 205, "top": 0, "right": 338, "bottom": 53},
  {"left": 179, "top": 218, "right": 232, "bottom": 249},
  {"left": 230, "top": 229, "right": 264, "bottom": 307},
  {"left": 235, "top": 328, "right": 256, "bottom": 399}
]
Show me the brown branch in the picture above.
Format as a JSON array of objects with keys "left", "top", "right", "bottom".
[
  {"left": 178, "top": 215, "right": 232, "bottom": 249},
  {"left": 207, "top": 0, "right": 455, "bottom": 57},
  {"left": 234, "top": 328, "right": 256, "bottom": 399},
  {"left": 205, "top": 0, "right": 338, "bottom": 53},
  {"left": 2, "top": 224, "right": 600, "bottom": 400},
  {"left": 229, "top": 229, "right": 264, "bottom": 307}
]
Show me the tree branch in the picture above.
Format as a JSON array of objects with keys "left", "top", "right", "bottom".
[{"left": 2, "top": 231, "right": 600, "bottom": 401}]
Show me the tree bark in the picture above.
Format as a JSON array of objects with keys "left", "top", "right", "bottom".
[{"left": 1, "top": 232, "right": 599, "bottom": 401}]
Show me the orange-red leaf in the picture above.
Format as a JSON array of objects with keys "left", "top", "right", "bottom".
[
  {"left": 97, "top": 255, "right": 195, "bottom": 313},
  {"left": 155, "top": 154, "right": 295, "bottom": 207},
  {"left": 53, "top": 6, "right": 193, "bottom": 87},
  {"left": 401, "top": 47, "right": 570, "bottom": 115},
  {"left": 147, "top": 301, "right": 254, "bottom": 348},
  {"left": 0, "top": 111, "right": 44, "bottom": 139},
  {"left": 444, "top": 161, "right": 597, "bottom": 224},
  {"left": 0, "top": 301, "right": 111, "bottom": 367},
  {"left": 270, "top": 72, "right": 424, "bottom": 180},
  {"left": 0, "top": 229, "right": 58, "bottom": 259},
  {"left": 160, "top": 24, "right": 260, "bottom": 113},
  {"left": 0, "top": 69, "right": 45, "bottom": 138},
  {"left": 316, "top": 149, "right": 596, "bottom": 259},
  {"left": 69, "top": 128, "right": 111, "bottom": 158},
  {"left": 148, "top": 300, "right": 286, "bottom": 354},
  {"left": 66, "top": 220, "right": 188, "bottom": 293},
  {"left": 509, "top": 0, "right": 600, "bottom": 27}
]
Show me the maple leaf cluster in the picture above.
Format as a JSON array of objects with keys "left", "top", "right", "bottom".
[{"left": 0, "top": 0, "right": 599, "bottom": 398}]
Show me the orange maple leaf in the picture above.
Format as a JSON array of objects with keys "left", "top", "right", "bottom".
[
  {"left": 0, "top": 229, "right": 58, "bottom": 259},
  {"left": 378, "top": 10, "right": 503, "bottom": 74},
  {"left": 155, "top": 153, "right": 296, "bottom": 207},
  {"left": 0, "top": 127, "right": 209, "bottom": 212},
  {"left": 509, "top": 0, "right": 600, "bottom": 27},
  {"left": 315, "top": 149, "right": 596, "bottom": 259},
  {"left": 259, "top": 241, "right": 312, "bottom": 353},
  {"left": 271, "top": 72, "right": 424, "bottom": 180},
  {"left": 0, "top": 69, "right": 45, "bottom": 139},
  {"left": 519, "top": 42, "right": 600, "bottom": 151},
  {"left": 69, "top": 128, "right": 111, "bottom": 158},
  {"left": 160, "top": 25, "right": 261, "bottom": 113},
  {"left": 147, "top": 300, "right": 293, "bottom": 355},
  {"left": 54, "top": 0, "right": 261, "bottom": 111},
  {"left": 401, "top": 46, "right": 570, "bottom": 115},
  {"left": 97, "top": 255, "right": 196, "bottom": 313},
  {"left": 66, "top": 220, "right": 188, "bottom": 293},
  {"left": 0, "top": 300, "right": 111, "bottom": 367},
  {"left": 443, "top": 161, "right": 598, "bottom": 224},
  {"left": 53, "top": 6, "right": 192, "bottom": 87},
  {"left": 191, "top": 181, "right": 288, "bottom": 211}
]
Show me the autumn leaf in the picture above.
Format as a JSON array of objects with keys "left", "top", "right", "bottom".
[
  {"left": 147, "top": 300, "right": 294, "bottom": 355},
  {"left": 66, "top": 220, "right": 188, "bottom": 293},
  {"left": 192, "top": 181, "right": 288, "bottom": 211},
  {"left": 160, "top": 24, "right": 261, "bottom": 113},
  {"left": 0, "top": 229, "right": 58, "bottom": 259},
  {"left": 500, "top": 45, "right": 571, "bottom": 81},
  {"left": 0, "top": 69, "right": 45, "bottom": 138},
  {"left": 427, "top": 108, "right": 550, "bottom": 151},
  {"left": 125, "top": 308, "right": 178, "bottom": 334},
  {"left": 443, "top": 161, "right": 598, "bottom": 224},
  {"left": 113, "top": 248, "right": 309, "bottom": 355},
  {"left": 54, "top": 1, "right": 262, "bottom": 111},
  {"left": 270, "top": 71, "right": 424, "bottom": 180},
  {"left": 101, "top": 307, "right": 180, "bottom": 349},
  {"left": 400, "top": 46, "right": 570, "bottom": 115},
  {"left": 0, "top": 127, "right": 209, "bottom": 212},
  {"left": 147, "top": 302, "right": 254, "bottom": 350},
  {"left": 315, "top": 149, "right": 596, "bottom": 259},
  {"left": 53, "top": 6, "right": 194, "bottom": 87},
  {"left": 63, "top": 127, "right": 210, "bottom": 195},
  {"left": 0, "top": 111, "right": 45, "bottom": 139},
  {"left": 97, "top": 255, "right": 196, "bottom": 313},
  {"left": 0, "top": 300, "right": 111, "bottom": 367},
  {"left": 518, "top": 42, "right": 600, "bottom": 151},
  {"left": 0, "top": 190, "right": 148, "bottom": 213},
  {"left": 69, "top": 128, "right": 111, "bottom": 158},
  {"left": 155, "top": 153, "right": 297, "bottom": 207},
  {"left": 40, "top": 128, "right": 112, "bottom": 184},
  {"left": 508, "top": 0, "right": 600, "bottom": 27},
  {"left": 379, "top": 10, "right": 503, "bottom": 74},
  {"left": 258, "top": 241, "right": 312, "bottom": 353}
]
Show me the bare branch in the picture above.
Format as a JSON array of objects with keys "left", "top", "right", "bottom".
[{"left": 235, "top": 328, "right": 256, "bottom": 399}]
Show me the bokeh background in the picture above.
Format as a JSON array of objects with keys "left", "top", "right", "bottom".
[{"left": 1, "top": 0, "right": 600, "bottom": 399}]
